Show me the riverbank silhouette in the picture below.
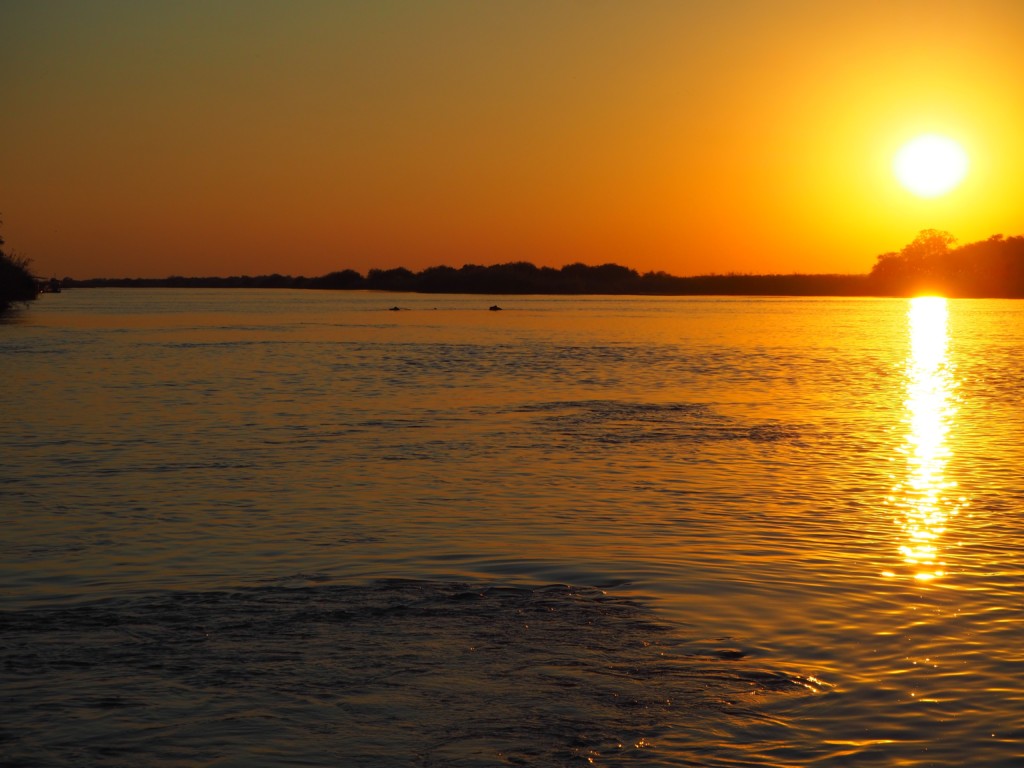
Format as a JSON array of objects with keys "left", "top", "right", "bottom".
[{"left": 57, "top": 231, "right": 1024, "bottom": 298}]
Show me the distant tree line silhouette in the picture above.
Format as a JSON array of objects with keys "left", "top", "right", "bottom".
[
  {"left": 61, "top": 264, "right": 871, "bottom": 295},
  {"left": 58, "top": 231, "right": 1024, "bottom": 298}
]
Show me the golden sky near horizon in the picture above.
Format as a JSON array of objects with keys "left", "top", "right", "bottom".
[{"left": 2, "top": 0, "right": 1022, "bottom": 279}]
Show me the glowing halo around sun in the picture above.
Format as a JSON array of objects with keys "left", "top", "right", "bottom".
[{"left": 893, "top": 134, "right": 969, "bottom": 198}]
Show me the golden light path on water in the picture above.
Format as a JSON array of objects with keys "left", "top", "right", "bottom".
[{"left": 884, "top": 297, "right": 965, "bottom": 582}]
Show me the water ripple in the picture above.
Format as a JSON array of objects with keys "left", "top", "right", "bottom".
[{"left": 1, "top": 581, "right": 820, "bottom": 767}]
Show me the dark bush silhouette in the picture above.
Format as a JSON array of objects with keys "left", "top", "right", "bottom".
[{"left": 0, "top": 227, "right": 37, "bottom": 314}]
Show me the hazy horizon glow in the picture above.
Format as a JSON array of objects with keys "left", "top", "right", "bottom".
[{"left": 2, "top": 1, "right": 1022, "bottom": 279}]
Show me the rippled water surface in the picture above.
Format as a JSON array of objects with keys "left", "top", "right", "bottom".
[{"left": 2, "top": 289, "right": 1023, "bottom": 766}]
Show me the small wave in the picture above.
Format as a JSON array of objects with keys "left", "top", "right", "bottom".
[{"left": 519, "top": 399, "right": 804, "bottom": 449}]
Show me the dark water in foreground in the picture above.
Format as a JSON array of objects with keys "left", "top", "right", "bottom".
[
  {"left": 2, "top": 289, "right": 1024, "bottom": 766},
  {"left": 3, "top": 581, "right": 817, "bottom": 767}
]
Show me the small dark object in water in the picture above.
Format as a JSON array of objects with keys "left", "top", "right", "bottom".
[
  {"left": 715, "top": 648, "right": 746, "bottom": 660},
  {"left": 489, "top": 305, "right": 502, "bottom": 311},
  {"left": 389, "top": 306, "right": 401, "bottom": 311}
]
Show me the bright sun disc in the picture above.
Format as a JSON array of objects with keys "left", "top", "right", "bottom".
[{"left": 894, "top": 134, "right": 968, "bottom": 198}]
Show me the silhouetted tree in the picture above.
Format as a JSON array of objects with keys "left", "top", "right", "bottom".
[
  {"left": 0, "top": 222, "right": 38, "bottom": 313},
  {"left": 945, "top": 234, "right": 1024, "bottom": 297},
  {"left": 869, "top": 230, "right": 1024, "bottom": 296},
  {"left": 870, "top": 229, "right": 957, "bottom": 294},
  {"left": 310, "top": 270, "right": 364, "bottom": 289}
]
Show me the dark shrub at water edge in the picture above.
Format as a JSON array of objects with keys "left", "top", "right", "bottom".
[{"left": 0, "top": 240, "right": 38, "bottom": 313}]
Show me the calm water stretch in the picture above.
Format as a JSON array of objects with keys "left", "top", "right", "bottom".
[{"left": 3, "top": 289, "right": 1023, "bottom": 767}]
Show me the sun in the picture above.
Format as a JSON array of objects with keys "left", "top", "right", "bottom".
[{"left": 893, "top": 134, "right": 969, "bottom": 198}]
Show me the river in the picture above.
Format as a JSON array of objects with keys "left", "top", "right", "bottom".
[{"left": 2, "top": 289, "right": 1023, "bottom": 766}]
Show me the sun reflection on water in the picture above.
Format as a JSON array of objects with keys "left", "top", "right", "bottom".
[{"left": 885, "top": 297, "right": 963, "bottom": 582}]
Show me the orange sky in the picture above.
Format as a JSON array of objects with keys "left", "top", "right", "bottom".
[{"left": 2, "top": 1, "right": 1022, "bottom": 279}]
